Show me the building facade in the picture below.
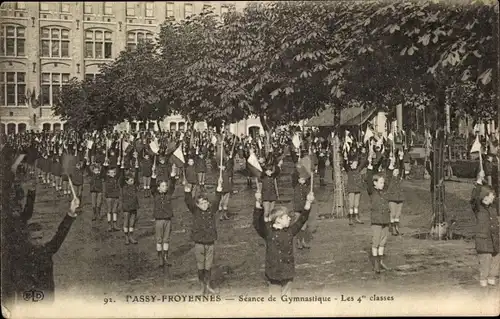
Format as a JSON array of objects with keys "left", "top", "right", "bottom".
[{"left": 0, "top": 1, "right": 251, "bottom": 135}]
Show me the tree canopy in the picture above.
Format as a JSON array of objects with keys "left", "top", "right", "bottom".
[{"left": 53, "top": 0, "right": 498, "bottom": 132}]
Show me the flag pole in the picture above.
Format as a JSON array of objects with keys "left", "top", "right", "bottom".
[{"left": 309, "top": 144, "right": 314, "bottom": 193}]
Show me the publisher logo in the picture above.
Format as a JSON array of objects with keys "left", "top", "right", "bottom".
[{"left": 23, "top": 290, "right": 44, "bottom": 302}]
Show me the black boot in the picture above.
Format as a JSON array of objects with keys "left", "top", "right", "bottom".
[
  {"left": 158, "top": 251, "right": 164, "bottom": 267},
  {"left": 92, "top": 208, "right": 97, "bottom": 221},
  {"left": 374, "top": 256, "right": 381, "bottom": 273},
  {"left": 379, "top": 255, "right": 390, "bottom": 271},
  {"left": 348, "top": 215, "right": 354, "bottom": 226},
  {"left": 205, "top": 269, "right": 216, "bottom": 294},
  {"left": 354, "top": 214, "right": 364, "bottom": 224},
  {"left": 394, "top": 222, "right": 400, "bottom": 235},
  {"left": 163, "top": 251, "right": 172, "bottom": 266},
  {"left": 198, "top": 270, "right": 206, "bottom": 295},
  {"left": 389, "top": 223, "right": 394, "bottom": 235}
]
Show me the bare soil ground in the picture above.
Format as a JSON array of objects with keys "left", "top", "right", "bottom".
[{"left": 20, "top": 161, "right": 499, "bottom": 312}]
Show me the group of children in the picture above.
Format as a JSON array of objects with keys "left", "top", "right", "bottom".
[{"left": 8, "top": 127, "right": 500, "bottom": 296}]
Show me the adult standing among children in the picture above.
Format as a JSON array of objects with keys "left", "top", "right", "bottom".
[{"left": 2, "top": 146, "right": 81, "bottom": 308}]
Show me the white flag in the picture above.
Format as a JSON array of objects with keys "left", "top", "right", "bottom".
[
  {"left": 363, "top": 126, "right": 374, "bottom": 143},
  {"left": 149, "top": 138, "right": 159, "bottom": 154},
  {"left": 470, "top": 135, "right": 481, "bottom": 153},
  {"left": 86, "top": 139, "right": 94, "bottom": 150},
  {"left": 292, "top": 134, "right": 301, "bottom": 149}
]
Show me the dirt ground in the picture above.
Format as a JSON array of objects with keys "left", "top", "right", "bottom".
[{"left": 18, "top": 161, "right": 500, "bottom": 314}]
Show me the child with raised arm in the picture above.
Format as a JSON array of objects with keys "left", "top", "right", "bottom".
[
  {"left": 151, "top": 173, "right": 177, "bottom": 267},
  {"left": 120, "top": 159, "right": 140, "bottom": 245},
  {"left": 184, "top": 177, "right": 222, "bottom": 295},
  {"left": 470, "top": 184, "right": 499, "bottom": 287},
  {"left": 253, "top": 189, "right": 315, "bottom": 297}
]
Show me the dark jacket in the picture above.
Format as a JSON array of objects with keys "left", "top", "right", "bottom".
[
  {"left": 367, "top": 169, "right": 390, "bottom": 225},
  {"left": 184, "top": 191, "right": 221, "bottom": 244},
  {"left": 13, "top": 214, "right": 76, "bottom": 303},
  {"left": 155, "top": 162, "right": 171, "bottom": 182},
  {"left": 185, "top": 164, "right": 197, "bottom": 184},
  {"left": 104, "top": 168, "right": 121, "bottom": 199},
  {"left": 120, "top": 168, "right": 140, "bottom": 212},
  {"left": 385, "top": 171, "right": 404, "bottom": 202},
  {"left": 152, "top": 177, "right": 176, "bottom": 220},
  {"left": 261, "top": 166, "right": 280, "bottom": 202},
  {"left": 293, "top": 182, "right": 309, "bottom": 212},
  {"left": 253, "top": 206, "right": 310, "bottom": 281},
  {"left": 88, "top": 165, "right": 105, "bottom": 193},
  {"left": 471, "top": 186, "right": 500, "bottom": 254}
]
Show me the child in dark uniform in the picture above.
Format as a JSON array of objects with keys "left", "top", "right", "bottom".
[
  {"left": 294, "top": 166, "right": 311, "bottom": 249},
  {"left": 88, "top": 162, "right": 105, "bottom": 221},
  {"left": 217, "top": 160, "right": 232, "bottom": 221},
  {"left": 344, "top": 155, "right": 366, "bottom": 225},
  {"left": 120, "top": 160, "right": 140, "bottom": 245},
  {"left": 103, "top": 162, "right": 121, "bottom": 232},
  {"left": 470, "top": 184, "right": 499, "bottom": 287},
  {"left": 195, "top": 149, "right": 207, "bottom": 191},
  {"left": 386, "top": 154, "right": 404, "bottom": 235},
  {"left": 184, "top": 178, "right": 222, "bottom": 295},
  {"left": 366, "top": 167, "right": 392, "bottom": 274},
  {"left": 152, "top": 176, "right": 177, "bottom": 267},
  {"left": 253, "top": 189, "right": 315, "bottom": 297},
  {"left": 261, "top": 159, "right": 281, "bottom": 222},
  {"left": 140, "top": 153, "right": 153, "bottom": 197}
]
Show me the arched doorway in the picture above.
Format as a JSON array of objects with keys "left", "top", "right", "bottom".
[
  {"left": 42, "top": 123, "right": 51, "bottom": 132},
  {"left": 53, "top": 123, "right": 61, "bottom": 132},
  {"left": 1, "top": 123, "right": 5, "bottom": 134},
  {"left": 169, "top": 122, "right": 177, "bottom": 131},
  {"left": 248, "top": 126, "right": 260, "bottom": 139},
  {"left": 178, "top": 122, "right": 185, "bottom": 131},
  {"left": 18, "top": 123, "right": 27, "bottom": 133},
  {"left": 7, "top": 123, "right": 16, "bottom": 135},
  {"left": 148, "top": 122, "right": 155, "bottom": 131},
  {"left": 138, "top": 122, "right": 146, "bottom": 131},
  {"left": 130, "top": 122, "right": 137, "bottom": 132}
]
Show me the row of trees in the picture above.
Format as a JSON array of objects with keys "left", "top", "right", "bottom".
[{"left": 54, "top": 1, "right": 498, "bottom": 139}]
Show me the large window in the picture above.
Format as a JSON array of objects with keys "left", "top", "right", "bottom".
[
  {"left": 85, "top": 73, "right": 98, "bottom": 82},
  {"left": 0, "top": 72, "right": 26, "bottom": 106},
  {"left": 145, "top": 2, "right": 154, "bottom": 17},
  {"left": 84, "top": 2, "right": 92, "bottom": 14},
  {"left": 41, "top": 73, "right": 70, "bottom": 106},
  {"left": 85, "top": 30, "right": 112, "bottom": 59},
  {"left": 126, "top": 2, "right": 135, "bottom": 16},
  {"left": 166, "top": 3, "right": 174, "bottom": 18},
  {"left": 221, "top": 6, "right": 229, "bottom": 15},
  {"left": 127, "top": 31, "right": 153, "bottom": 51},
  {"left": 0, "top": 25, "right": 25, "bottom": 57},
  {"left": 184, "top": 3, "right": 193, "bottom": 18},
  {"left": 61, "top": 2, "right": 70, "bottom": 12},
  {"left": 103, "top": 2, "right": 112, "bottom": 15},
  {"left": 41, "top": 27, "right": 70, "bottom": 57}
]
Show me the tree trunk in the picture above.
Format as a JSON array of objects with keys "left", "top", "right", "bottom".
[
  {"left": 495, "top": 3, "right": 500, "bottom": 214},
  {"left": 432, "top": 85, "right": 447, "bottom": 229},
  {"left": 259, "top": 115, "right": 273, "bottom": 156}
]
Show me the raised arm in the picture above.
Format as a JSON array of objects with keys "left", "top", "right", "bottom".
[
  {"left": 252, "top": 192, "right": 267, "bottom": 239},
  {"left": 184, "top": 186, "right": 197, "bottom": 213},
  {"left": 290, "top": 193, "right": 314, "bottom": 236},
  {"left": 44, "top": 198, "right": 79, "bottom": 255},
  {"left": 21, "top": 189, "right": 36, "bottom": 223}
]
